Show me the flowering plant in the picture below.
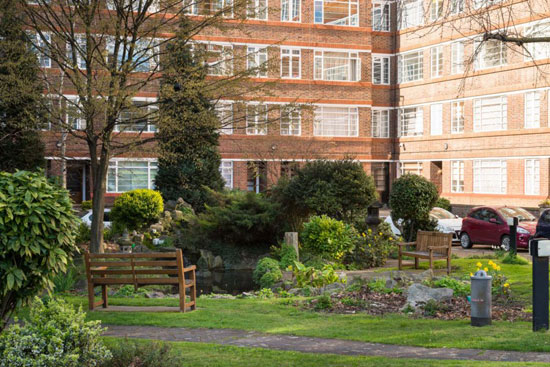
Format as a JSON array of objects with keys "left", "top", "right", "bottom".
[
  {"left": 471, "top": 260, "right": 510, "bottom": 297},
  {"left": 346, "top": 223, "right": 399, "bottom": 269}
]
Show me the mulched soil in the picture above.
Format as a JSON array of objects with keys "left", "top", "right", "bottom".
[{"left": 303, "top": 286, "right": 531, "bottom": 321}]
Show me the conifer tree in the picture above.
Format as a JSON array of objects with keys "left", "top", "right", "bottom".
[
  {"left": 0, "top": 0, "right": 45, "bottom": 172},
  {"left": 155, "top": 21, "right": 224, "bottom": 211}
]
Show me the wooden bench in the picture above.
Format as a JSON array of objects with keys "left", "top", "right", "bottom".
[
  {"left": 84, "top": 249, "right": 196, "bottom": 312},
  {"left": 398, "top": 231, "right": 453, "bottom": 274}
]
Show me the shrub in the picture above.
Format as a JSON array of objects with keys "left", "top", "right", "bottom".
[
  {"left": 53, "top": 264, "right": 81, "bottom": 294},
  {"left": 76, "top": 222, "right": 91, "bottom": 244},
  {"left": 435, "top": 197, "right": 452, "bottom": 211},
  {"left": 0, "top": 298, "right": 111, "bottom": 367},
  {"left": 347, "top": 223, "right": 398, "bottom": 269},
  {"left": 81, "top": 200, "right": 93, "bottom": 211},
  {"left": 301, "top": 215, "right": 356, "bottom": 261},
  {"left": 288, "top": 261, "right": 344, "bottom": 288},
  {"left": 259, "top": 271, "right": 282, "bottom": 289},
  {"left": 197, "top": 190, "right": 282, "bottom": 249},
  {"left": 501, "top": 253, "right": 529, "bottom": 265},
  {"left": 314, "top": 294, "right": 333, "bottom": 310},
  {"left": 0, "top": 170, "right": 79, "bottom": 331},
  {"left": 278, "top": 244, "right": 298, "bottom": 269},
  {"left": 271, "top": 159, "right": 377, "bottom": 228},
  {"left": 253, "top": 257, "right": 282, "bottom": 287},
  {"left": 430, "top": 276, "right": 470, "bottom": 297},
  {"left": 101, "top": 339, "right": 183, "bottom": 367},
  {"left": 389, "top": 174, "right": 439, "bottom": 241},
  {"left": 111, "top": 189, "right": 164, "bottom": 231}
]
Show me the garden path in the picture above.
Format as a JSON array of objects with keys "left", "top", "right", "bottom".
[{"left": 103, "top": 324, "right": 550, "bottom": 363}]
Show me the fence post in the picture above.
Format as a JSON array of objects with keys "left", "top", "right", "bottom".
[{"left": 284, "top": 232, "right": 299, "bottom": 261}]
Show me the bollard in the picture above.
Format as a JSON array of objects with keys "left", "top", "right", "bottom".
[{"left": 470, "top": 270, "right": 492, "bottom": 326}]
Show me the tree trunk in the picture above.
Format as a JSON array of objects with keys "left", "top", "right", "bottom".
[{"left": 89, "top": 152, "right": 109, "bottom": 253}]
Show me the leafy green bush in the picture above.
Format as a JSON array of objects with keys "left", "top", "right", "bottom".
[
  {"left": 101, "top": 339, "right": 183, "bottom": 367},
  {"left": 271, "top": 160, "right": 377, "bottom": 227},
  {"left": 389, "top": 174, "right": 439, "bottom": 241},
  {"left": 346, "top": 222, "right": 397, "bottom": 269},
  {"left": 76, "top": 222, "right": 91, "bottom": 244},
  {"left": 288, "top": 261, "right": 343, "bottom": 288},
  {"left": 253, "top": 257, "right": 282, "bottom": 288},
  {"left": 0, "top": 298, "right": 111, "bottom": 367},
  {"left": 301, "top": 215, "right": 356, "bottom": 261},
  {"left": 314, "top": 294, "right": 333, "bottom": 310},
  {"left": 197, "top": 190, "right": 282, "bottom": 248},
  {"left": 81, "top": 200, "right": 93, "bottom": 211},
  {"left": 430, "top": 276, "right": 470, "bottom": 297},
  {"left": 0, "top": 170, "right": 79, "bottom": 330},
  {"left": 278, "top": 244, "right": 298, "bottom": 269},
  {"left": 53, "top": 264, "right": 81, "bottom": 294},
  {"left": 435, "top": 197, "right": 452, "bottom": 211},
  {"left": 111, "top": 189, "right": 164, "bottom": 231}
]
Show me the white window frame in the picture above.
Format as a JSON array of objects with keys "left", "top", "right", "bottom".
[
  {"left": 314, "top": 0, "right": 359, "bottom": 27},
  {"left": 314, "top": 106, "right": 359, "bottom": 137},
  {"left": 247, "top": 46, "right": 268, "bottom": 78},
  {"left": 65, "top": 96, "right": 86, "bottom": 130},
  {"left": 246, "top": 104, "right": 268, "bottom": 135},
  {"left": 430, "top": 0, "right": 443, "bottom": 21},
  {"left": 220, "top": 161, "right": 234, "bottom": 189},
  {"left": 107, "top": 0, "right": 159, "bottom": 12},
  {"left": 524, "top": 21, "right": 550, "bottom": 61},
  {"left": 524, "top": 91, "right": 540, "bottom": 129},
  {"left": 451, "top": 101, "right": 464, "bottom": 134},
  {"left": 107, "top": 159, "right": 158, "bottom": 193},
  {"left": 372, "top": 2, "right": 390, "bottom": 32},
  {"left": 203, "top": 43, "right": 233, "bottom": 76},
  {"left": 450, "top": 0, "right": 464, "bottom": 14},
  {"left": 525, "top": 159, "right": 540, "bottom": 196},
  {"left": 399, "top": 161, "right": 423, "bottom": 176},
  {"left": 399, "top": 0, "right": 423, "bottom": 30},
  {"left": 430, "top": 103, "right": 443, "bottom": 136},
  {"left": 280, "top": 48, "right": 301, "bottom": 79},
  {"left": 430, "top": 46, "right": 443, "bottom": 78},
  {"left": 314, "top": 50, "right": 361, "bottom": 82},
  {"left": 372, "top": 55, "right": 390, "bottom": 85},
  {"left": 114, "top": 99, "right": 158, "bottom": 133},
  {"left": 215, "top": 102, "right": 233, "bottom": 134},
  {"left": 451, "top": 160, "right": 464, "bottom": 193},
  {"left": 280, "top": 105, "right": 301, "bottom": 136},
  {"left": 451, "top": 41, "right": 464, "bottom": 74},
  {"left": 473, "top": 159, "right": 507, "bottom": 194},
  {"left": 372, "top": 109, "right": 390, "bottom": 138},
  {"left": 281, "top": 0, "right": 300, "bottom": 22},
  {"left": 398, "top": 51, "right": 423, "bottom": 83},
  {"left": 398, "top": 107, "right": 423, "bottom": 137},
  {"left": 67, "top": 34, "right": 87, "bottom": 70},
  {"left": 28, "top": 32, "right": 51, "bottom": 68},
  {"left": 247, "top": 0, "right": 268, "bottom": 20},
  {"left": 183, "top": 0, "right": 198, "bottom": 15},
  {"left": 473, "top": 96, "right": 507, "bottom": 132},
  {"left": 106, "top": 38, "right": 159, "bottom": 73},
  {"left": 474, "top": 38, "right": 507, "bottom": 70}
]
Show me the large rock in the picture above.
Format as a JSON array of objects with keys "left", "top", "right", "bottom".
[{"left": 405, "top": 283, "right": 453, "bottom": 310}]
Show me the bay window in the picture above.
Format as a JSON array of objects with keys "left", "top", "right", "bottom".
[
  {"left": 398, "top": 107, "right": 423, "bottom": 136},
  {"left": 314, "top": 106, "right": 358, "bottom": 137},
  {"left": 115, "top": 100, "right": 157, "bottom": 132},
  {"left": 314, "top": 0, "right": 358, "bottom": 26},
  {"left": 107, "top": 160, "right": 158, "bottom": 193},
  {"left": 398, "top": 51, "right": 423, "bottom": 83},
  {"left": 314, "top": 51, "right": 360, "bottom": 81},
  {"left": 372, "top": 109, "right": 390, "bottom": 138},
  {"left": 473, "top": 159, "right": 507, "bottom": 194},
  {"left": 399, "top": 0, "right": 423, "bottom": 29},
  {"left": 372, "top": 55, "right": 390, "bottom": 85},
  {"left": 372, "top": 2, "right": 390, "bottom": 31},
  {"left": 473, "top": 96, "right": 507, "bottom": 132}
]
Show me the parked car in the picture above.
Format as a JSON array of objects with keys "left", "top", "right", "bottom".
[
  {"left": 460, "top": 206, "right": 536, "bottom": 250},
  {"left": 384, "top": 207, "right": 462, "bottom": 242},
  {"left": 535, "top": 208, "right": 550, "bottom": 238},
  {"left": 80, "top": 208, "right": 112, "bottom": 228}
]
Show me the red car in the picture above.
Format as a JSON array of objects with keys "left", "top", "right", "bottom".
[{"left": 460, "top": 206, "right": 537, "bottom": 250}]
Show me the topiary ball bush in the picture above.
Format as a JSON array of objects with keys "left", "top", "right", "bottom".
[
  {"left": 253, "top": 257, "right": 281, "bottom": 286},
  {"left": 0, "top": 170, "right": 79, "bottom": 330},
  {"left": 300, "top": 215, "right": 356, "bottom": 261},
  {"left": 111, "top": 189, "right": 164, "bottom": 231}
]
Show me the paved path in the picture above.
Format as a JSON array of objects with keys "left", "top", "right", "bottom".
[{"left": 103, "top": 325, "right": 550, "bottom": 363}]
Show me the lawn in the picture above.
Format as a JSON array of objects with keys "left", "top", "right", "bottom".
[
  {"left": 65, "top": 257, "right": 550, "bottom": 354},
  {"left": 102, "top": 338, "right": 550, "bottom": 367}
]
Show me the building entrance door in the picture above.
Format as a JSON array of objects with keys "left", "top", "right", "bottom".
[
  {"left": 66, "top": 162, "right": 90, "bottom": 204},
  {"left": 431, "top": 161, "right": 443, "bottom": 194}
]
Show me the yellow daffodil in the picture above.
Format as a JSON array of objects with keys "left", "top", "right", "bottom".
[
  {"left": 496, "top": 266, "right": 501, "bottom": 271},
  {"left": 379, "top": 232, "right": 383, "bottom": 236},
  {"left": 476, "top": 262, "right": 482, "bottom": 268},
  {"left": 488, "top": 260, "right": 494, "bottom": 266},
  {"left": 484, "top": 267, "right": 489, "bottom": 272},
  {"left": 470, "top": 272, "right": 474, "bottom": 277},
  {"left": 389, "top": 237, "right": 393, "bottom": 241},
  {"left": 504, "top": 283, "right": 510, "bottom": 288},
  {"left": 368, "top": 229, "right": 372, "bottom": 233}
]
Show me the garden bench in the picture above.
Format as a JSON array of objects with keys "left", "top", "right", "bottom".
[
  {"left": 397, "top": 231, "right": 453, "bottom": 274},
  {"left": 84, "top": 249, "right": 196, "bottom": 312}
]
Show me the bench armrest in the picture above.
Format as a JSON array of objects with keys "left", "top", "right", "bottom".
[
  {"left": 397, "top": 242, "right": 416, "bottom": 247},
  {"left": 183, "top": 265, "right": 197, "bottom": 272}
]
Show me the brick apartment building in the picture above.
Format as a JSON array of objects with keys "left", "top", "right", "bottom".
[{"left": 41, "top": 0, "right": 550, "bottom": 211}]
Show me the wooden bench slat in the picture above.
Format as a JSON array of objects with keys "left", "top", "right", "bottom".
[
  {"left": 89, "top": 260, "right": 177, "bottom": 267},
  {"left": 89, "top": 253, "right": 178, "bottom": 259},
  {"left": 91, "top": 269, "right": 180, "bottom": 276},
  {"left": 92, "top": 277, "right": 180, "bottom": 285},
  {"left": 398, "top": 231, "right": 452, "bottom": 275}
]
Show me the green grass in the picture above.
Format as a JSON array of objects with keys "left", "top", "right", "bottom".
[
  {"left": 102, "top": 337, "right": 550, "bottom": 367},
  {"left": 64, "top": 256, "right": 550, "bottom": 354}
]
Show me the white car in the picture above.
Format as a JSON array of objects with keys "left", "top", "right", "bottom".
[
  {"left": 80, "top": 209, "right": 112, "bottom": 228},
  {"left": 384, "top": 207, "right": 462, "bottom": 242}
]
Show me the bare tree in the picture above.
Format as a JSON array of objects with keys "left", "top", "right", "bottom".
[{"left": 21, "top": 0, "right": 287, "bottom": 252}]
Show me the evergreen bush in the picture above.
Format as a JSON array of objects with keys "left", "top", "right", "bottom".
[
  {"left": 300, "top": 215, "right": 356, "bottom": 261},
  {"left": 111, "top": 189, "right": 164, "bottom": 231}
]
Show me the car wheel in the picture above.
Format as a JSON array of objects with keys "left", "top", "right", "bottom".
[
  {"left": 500, "top": 235, "right": 511, "bottom": 252},
  {"left": 460, "top": 232, "right": 472, "bottom": 249}
]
